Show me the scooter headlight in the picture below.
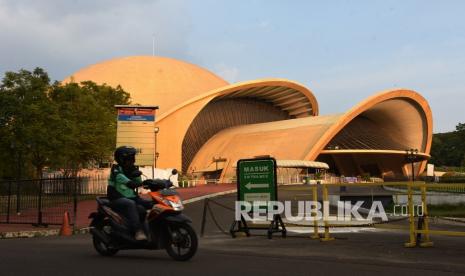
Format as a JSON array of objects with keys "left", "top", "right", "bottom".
[{"left": 168, "top": 200, "right": 184, "bottom": 211}]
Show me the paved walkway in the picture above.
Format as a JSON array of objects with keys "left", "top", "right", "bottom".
[{"left": 0, "top": 183, "right": 236, "bottom": 235}]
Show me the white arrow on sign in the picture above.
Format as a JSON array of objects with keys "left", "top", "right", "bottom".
[{"left": 245, "top": 182, "right": 269, "bottom": 190}]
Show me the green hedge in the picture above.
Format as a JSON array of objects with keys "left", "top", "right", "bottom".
[{"left": 439, "top": 176, "right": 465, "bottom": 183}]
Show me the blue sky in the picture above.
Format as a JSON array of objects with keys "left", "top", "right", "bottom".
[{"left": 0, "top": 0, "right": 464, "bottom": 132}]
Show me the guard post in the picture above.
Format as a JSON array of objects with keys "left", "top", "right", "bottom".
[{"left": 230, "top": 157, "right": 286, "bottom": 239}]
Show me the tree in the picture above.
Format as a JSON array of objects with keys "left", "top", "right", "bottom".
[
  {"left": 456, "top": 123, "right": 465, "bottom": 133},
  {"left": 457, "top": 122, "right": 465, "bottom": 166},
  {"left": 49, "top": 81, "right": 130, "bottom": 176},
  {"left": 0, "top": 68, "right": 60, "bottom": 178},
  {"left": 0, "top": 68, "right": 131, "bottom": 179},
  {"left": 430, "top": 122, "right": 465, "bottom": 168}
]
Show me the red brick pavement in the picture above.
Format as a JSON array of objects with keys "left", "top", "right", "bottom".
[{"left": 0, "top": 183, "right": 236, "bottom": 234}]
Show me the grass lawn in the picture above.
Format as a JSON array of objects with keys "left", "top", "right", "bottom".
[
  {"left": 384, "top": 203, "right": 465, "bottom": 218},
  {"left": 426, "top": 204, "right": 465, "bottom": 218},
  {"left": 383, "top": 181, "right": 465, "bottom": 193}
]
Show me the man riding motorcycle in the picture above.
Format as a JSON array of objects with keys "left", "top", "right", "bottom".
[{"left": 107, "top": 146, "right": 153, "bottom": 241}]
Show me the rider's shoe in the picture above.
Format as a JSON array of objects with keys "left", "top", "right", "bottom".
[{"left": 135, "top": 230, "right": 148, "bottom": 241}]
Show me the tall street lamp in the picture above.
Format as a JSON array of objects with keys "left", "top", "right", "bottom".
[
  {"left": 152, "top": 127, "right": 160, "bottom": 178},
  {"left": 405, "top": 148, "right": 419, "bottom": 182},
  {"left": 406, "top": 148, "right": 427, "bottom": 243}
]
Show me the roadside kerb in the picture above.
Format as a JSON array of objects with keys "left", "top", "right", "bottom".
[
  {"left": 182, "top": 189, "right": 236, "bottom": 204},
  {"left": 0, "top": 188, "right": 237, "bottom": 239}
]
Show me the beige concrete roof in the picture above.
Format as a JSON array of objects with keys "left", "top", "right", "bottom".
[
  {"left": 211, "top": 79, "right": 318, "bottom": 118},
  {"left": 276, "top": 160, "right": 330, "bottom": 169},
  {"left": 188, "top": 89, "right": 433, "bottom": 179},
  {"left": 63, "top": 56, "right": 228, "bottom": 115},
  {"left": 64, "top": 56, "right": 432, "bottom": 180},
  {"left": 64, "top": 56, "right": 320, "bottom": 172},
  {"left": 194, "top": 161, "right": 225, "bottom": 173},
  {"left": 188, "top": 114, "right": 342, "bottom": 176},
  {"left": 320, "top": 149, "right": 430, "bottom": 160},
  {"left": 303, "top": 89, "right": 432, "bottom": 174},
  {"left": 153, "top": 78, "right": 319, "bottom": 171},
  {"left": 157, "top": 78, "right": 319, "bottom": 123}
]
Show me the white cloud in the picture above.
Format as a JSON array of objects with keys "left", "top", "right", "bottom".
[
  {"left": 312, "top": 56, "right": 465, "bottom": 132},
  {"left": 213, "top": 63, "right": 239, "bottom": 83},
  {"left": 258, "top": 20, "right": 270, "bottom": 29},
  {"left": 0, "top": 0, "right": 193, "bottom": 80}
]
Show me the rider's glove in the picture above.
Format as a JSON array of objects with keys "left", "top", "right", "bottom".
[
  {"left": 126, "top": 180, "right": 142, "bottom": 189},
  {"left": 129, "top": 169, "right": 142, "bottom": 178},
  {"left": 142, "top": 179, "right": 155, "bottom": 186}
]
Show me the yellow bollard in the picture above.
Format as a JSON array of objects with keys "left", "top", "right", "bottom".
[
  {"left": 321, "top": 184, "right": 334, "bottom": 242},
  {"left": 404, "top": 181, "right": 416, "bottom": 248},
  {"left": 419, "top": 184, "right": 433, "bottom": 247},
  {"left": 310, "top": 184, "right": 320, "bottom": 239}
]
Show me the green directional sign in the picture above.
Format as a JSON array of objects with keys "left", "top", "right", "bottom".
[
  {"left": 232, "top": 157, "right": 286, "bottom": 238},
  {"left": 237, "top": 158, "right": 277, "bottom": 202}
]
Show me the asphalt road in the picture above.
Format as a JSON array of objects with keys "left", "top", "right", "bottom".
[
  {"left": 2, "top": 233, "right": 465, "bottom": 276},
  {"left": 2, "top": 190, "right": 465, "bottom": 275}
]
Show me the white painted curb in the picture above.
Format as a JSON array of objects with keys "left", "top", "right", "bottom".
[{"left": 183, "top": 189, "right": 236, "bottom": 204}]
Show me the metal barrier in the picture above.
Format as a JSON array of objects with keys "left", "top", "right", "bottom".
[
  {"left": 310, "top": 182, "right": 465, "bottom": 248},
  {"left": 408, "top": 182, "right": 465, "bottom": 247},
  {"left": 197, "top": 181, "right": 465, "bottom": 248},
  {"left": 0, "top": 177, "right": 104, "bottom": 226}
]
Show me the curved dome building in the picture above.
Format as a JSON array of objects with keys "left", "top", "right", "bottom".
[
  {"left": 65, "top": 56, "right": 432, "bottom": 181},
  {"left": 63, "top": 56, "right": 229, "bottom": 115}
]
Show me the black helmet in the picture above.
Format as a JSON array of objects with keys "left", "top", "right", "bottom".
[{"left": 114, "top": 146, "right": 137, "bottom": 165}]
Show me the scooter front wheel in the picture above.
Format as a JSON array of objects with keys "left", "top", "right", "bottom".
[{"left": 165, "top": 222, "right": 198, "bottom": 261}]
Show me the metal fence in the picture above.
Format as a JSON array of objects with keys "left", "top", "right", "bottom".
[
  {"left": 0, "top": 176, "right": 106, "bottom": 226},
  {"left": 78, "top": 175, "right": 107, "bottom": 195}
]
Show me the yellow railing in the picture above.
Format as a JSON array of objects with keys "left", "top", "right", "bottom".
[{"left": 307, "top": 181, "right": 465, "bottom": 247}]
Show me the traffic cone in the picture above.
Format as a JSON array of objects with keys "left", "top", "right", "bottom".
[{"left": 59, "top": 211, "right": 73, "bottom": 236}]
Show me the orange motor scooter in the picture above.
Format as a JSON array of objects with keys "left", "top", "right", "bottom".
[{"left": 89, "top": 169, "right": 198, "bottom": 261}]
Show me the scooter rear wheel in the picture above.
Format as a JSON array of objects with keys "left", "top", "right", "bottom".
[
  {"left": 93, "top": 235, "right": 118, "bottom": 256},
  {"left": 92, "top": 220, "right": 118, "bottom": 257},
  {"left": 165, "top": 223, "right": 198, "bottom": 261}
]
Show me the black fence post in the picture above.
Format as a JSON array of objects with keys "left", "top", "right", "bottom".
[
  {"left": 73, "top": 177, "right": 78, "bottom": 228},
  {"left": 200, "top": 198, "right": 209, "bottom": 237},
  {"left": 7, "top": 181, "right": 12, "bottom": 223},
  {"left": 37, "top": 179, "right": 43, "bottom": 226},
  {"left": 62, "top": 177, "right": 65, "bottom": 197},
  {"left": 15, "top": 180, "right": 20, "bottom": 214}
]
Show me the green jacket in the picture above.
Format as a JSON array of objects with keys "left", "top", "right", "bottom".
[{"left": 108, "top": 165, "right": 142, "bottom": 199}]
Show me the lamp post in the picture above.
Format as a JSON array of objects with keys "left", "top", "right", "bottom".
[
  {"left": 153, "top": 127, "right": 160, "bottom": 178},
  {"left": 406, "top": 148, "right": 426, "bottom": 244},
  {"left": 405, "top": 148, "right": 419, "bottom": 182}
]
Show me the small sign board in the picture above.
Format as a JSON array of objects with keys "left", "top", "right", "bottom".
[
  {"left": 237, "top": 158, "right": 277, "bottom": 203},
  {"left": 231, "top": 157, "right": 285, "bottom": 239},
  {"left": 117, "top": 107, "right": 155, "bottom": 121},
  {"left": 427, "top": 164, "right": 434, "bottom": 177},
  {"left": 115, "top": 105, "right": 158, "bottom": 166}
]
